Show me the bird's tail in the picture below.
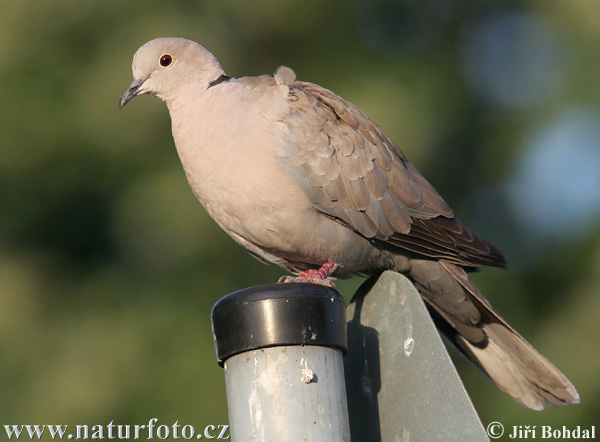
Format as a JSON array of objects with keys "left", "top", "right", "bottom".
[{"left": 406, "top": 259, "right": 579, "bottom": 410}]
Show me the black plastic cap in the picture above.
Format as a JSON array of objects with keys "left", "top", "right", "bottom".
[{"left": 211, "top": 283, "right": 347, "bottom": 366}]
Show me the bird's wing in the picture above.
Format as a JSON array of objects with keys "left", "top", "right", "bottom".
[{"left": 278, "top": 77, "right": 505, "bottom": 268}]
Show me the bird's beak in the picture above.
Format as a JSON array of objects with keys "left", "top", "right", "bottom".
[{"left": 119, "top": 77, "right": 147, "bottom": 109}]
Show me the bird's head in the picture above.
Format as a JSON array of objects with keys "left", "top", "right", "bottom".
[{"left": 120, "top": 37, "right": 225, "bottom": 109}]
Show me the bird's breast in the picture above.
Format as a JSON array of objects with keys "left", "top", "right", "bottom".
[{"left": 167, "top": 83, "right": 311, "bottom": 253}]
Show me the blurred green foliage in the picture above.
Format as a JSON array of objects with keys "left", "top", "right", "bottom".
[{"left": 1, "top": 0, "right": 598, "bottom": 438}]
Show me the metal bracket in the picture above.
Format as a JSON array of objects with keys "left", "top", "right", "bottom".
[{"left": 345, "top": 271, "right": 489, "bottom": 441}]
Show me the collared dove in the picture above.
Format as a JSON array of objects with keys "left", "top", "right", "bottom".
[{"left": 120, "top": 37, "right": 579, "bottom": 410}]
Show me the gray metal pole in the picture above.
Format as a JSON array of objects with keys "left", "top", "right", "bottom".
[{"left": 212, "top": 283, "right": 350, "bottom": 442}]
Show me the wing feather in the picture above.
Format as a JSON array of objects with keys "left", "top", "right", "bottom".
[{"left": 277, "top": 73, "right": 506, "bottom": 268}]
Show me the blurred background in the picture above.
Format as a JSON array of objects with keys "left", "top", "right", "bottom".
[{"left": 2, "top": 0, "right": 598, "bottom": 437}]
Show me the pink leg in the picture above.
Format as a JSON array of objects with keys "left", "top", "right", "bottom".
[
  {"left": 279, "top": 262, "right": 340, "bottom": 287},
  {"left": 312, "top": 262, "right": 338, "bottom": 280}
]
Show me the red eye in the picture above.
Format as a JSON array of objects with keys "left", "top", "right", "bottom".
[{"left": 159, "top": 54, "right": 173, "bottom": 67}]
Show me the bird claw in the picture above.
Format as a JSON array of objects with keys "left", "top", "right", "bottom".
[
  {"left": 278, "top": 262, "right": 339, "bottom": 287},
  {"left": 278, "top": 275, "right": 337, "bottom": 288}
]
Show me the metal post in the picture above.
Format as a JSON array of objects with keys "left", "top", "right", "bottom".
[{"left": 212, "top": 283, "right": 351, "bottom": 442}]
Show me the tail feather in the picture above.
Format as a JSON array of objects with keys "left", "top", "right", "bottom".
[
  {"left": 407, "top": 259, "right": 579, "bottom": 410},
  {"left": 456, "top": 321, "right": 579, "bottom": 410}
]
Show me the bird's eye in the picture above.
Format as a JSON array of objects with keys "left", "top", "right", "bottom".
[{"left": 159, "top": 54, "right": 173, "bottom": 67}]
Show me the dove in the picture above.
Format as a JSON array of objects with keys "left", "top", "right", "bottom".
[{"left": 120, "top": 37, "right": 579, "bottom": 410}]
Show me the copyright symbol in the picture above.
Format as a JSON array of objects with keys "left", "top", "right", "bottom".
[{"left": 487, "top": 421, "right": 504, "bottom": 439}]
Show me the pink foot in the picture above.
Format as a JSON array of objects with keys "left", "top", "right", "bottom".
[{"left": 278, "top": 262, "right": 339, "bottom": 287}]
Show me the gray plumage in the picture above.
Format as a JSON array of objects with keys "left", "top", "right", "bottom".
[{"left": 120, "top": 38, "right": 579, "bottom": 410}]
